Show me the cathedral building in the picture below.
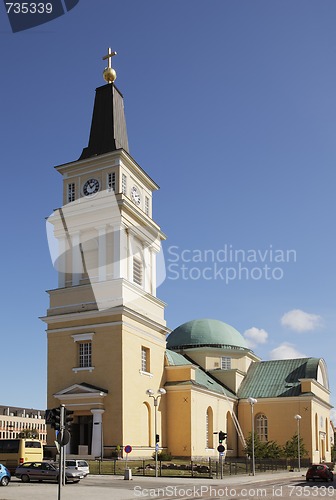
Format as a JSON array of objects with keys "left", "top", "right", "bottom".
[{"left": 41, "top": 50, "right": 332, "bottom": 463}]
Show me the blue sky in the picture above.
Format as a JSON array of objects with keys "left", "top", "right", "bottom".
[{"left": 0, "top": 1, "right": 335, "bottom": 421}]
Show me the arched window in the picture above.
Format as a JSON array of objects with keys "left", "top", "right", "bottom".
[
  {"left": 141, "top": 402, "right": 151, "bottom": 447},
  {"left": 256, "top": 414, "right": 268, "bottom": 442},
  {"left": 206, "top": 407, "right": 214, "bottom": 449}
]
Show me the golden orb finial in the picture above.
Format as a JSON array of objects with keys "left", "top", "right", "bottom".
[{"left": 102, "top": 48, "right": 117, "bottom": 83}]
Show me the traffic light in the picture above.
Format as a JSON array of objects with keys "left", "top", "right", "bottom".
[
  {"left": 46, "top": 407, "right": 61, "bottom": 430},
  {"left": 64, "top": 408, "right": 74, "bottom": 431},
  {"left": 218, "top": 431, "right": 227, "bottom": 443},
  {"left": 156, "top": 434, "right": 160, "bottom": 443}
]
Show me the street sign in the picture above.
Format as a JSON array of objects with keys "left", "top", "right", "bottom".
[
  {"left": 220, "top": 452, "right": 224, "bottom": 456},
  {"left": 155, "top": 443, "right": 159, "bottom": 451},
  {"left": 217, "top": 444, "right": 225, "bottom": 452},
  {"left": 124, "top": 445, "right": 132, "bottom": 454},
  {"left": 56, "top": 429, "right": 70, "bottom": 447}
]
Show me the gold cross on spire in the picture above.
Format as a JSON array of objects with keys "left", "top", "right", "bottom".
[{"left": 102, "top": 48, "right": 117, "bottom": 83}]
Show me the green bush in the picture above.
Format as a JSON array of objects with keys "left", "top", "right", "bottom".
[{"left": 152, "top": 451, "right": 172, "bottom": 461}]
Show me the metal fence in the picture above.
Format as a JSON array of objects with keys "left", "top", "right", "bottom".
[{"left": 87, "top": 457, "right": 311, "bottom": 478}]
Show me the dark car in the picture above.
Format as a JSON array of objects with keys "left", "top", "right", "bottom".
[
  {"left": 306, "top": 464, "right": 334, "bottom": 482},
  {"left": 0, "top": 463, "right": 10, "bottom": 486},
  {"left": 15, "top": 462, "right": 83, "bottom": 483}
]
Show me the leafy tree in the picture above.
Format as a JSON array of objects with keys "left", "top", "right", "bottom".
[
  {"left": 283, "top": 434, "right": 308, "bottom": 459},
  {"left": 18, "top": 429, "right": 40, "bottom": 439},
  {"left": 244, "top": 433, "right": 282, "bottom": 459},
  {"left": 263, "top": 440, "right": 282, "bottom": 459}
]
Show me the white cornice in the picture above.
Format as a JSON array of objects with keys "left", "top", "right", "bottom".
[
  {"left": 55, "top": 150, "right": 159, "bottom": 191},
  {"left": 165, "top": 383, "right": 237, "bottom": 403},
  {"left": 41, "top": 307, "right": 170, "bottom": 338},
  {"left": 72, "top": 333, "right": 94, "bottom": 342}
]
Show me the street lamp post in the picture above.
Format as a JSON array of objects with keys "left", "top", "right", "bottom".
[
  {"left": 248, "top": 397, "right": 258, "bottom": 476},
  {"left": 294, "top": 414, "right": 302, "bottom": 472},
  {"left": 146, "top": 388, "right": 166, "bottom": 478}
]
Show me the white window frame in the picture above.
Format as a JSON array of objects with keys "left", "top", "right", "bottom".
[
  {"left": 108, "top": 172, "right": 116, "bottom": 192},
  {"left": 145, "top": 196, "right": 149, "bottom": 216},
  {"left": 79, "top": 342, "right": 92, "bottom": 368},
  {"left": 141, "top": 346, "right": 150, "bottom": 373},
  {"left": 256, "top": 414, "right": 268, "bottom": 442},
  {"left": 122, "top": 173, "right": 127, "bottom": 195},
  {"left": 72, "top": 333, "right": 94, "bottom": 372},
  {"left": 67, "top": 183, "right": 75, "bottom": 203},
  {"left": 133, "top": 257, "right": 143, "bottom": 286},
  {"left": 221, "top": 357, "right": 231, "bottom": 370}
]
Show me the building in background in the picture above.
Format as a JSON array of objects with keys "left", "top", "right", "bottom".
[{"left": 0, "top": 405, "right": 46, "bottom": 443}]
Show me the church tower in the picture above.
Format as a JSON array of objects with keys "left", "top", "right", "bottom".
[{"left": 42, "top": 50, "right": 168, "bottom": 458}]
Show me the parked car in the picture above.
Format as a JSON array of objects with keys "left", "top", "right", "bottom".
[
  {"left": 15, "top": 462, "right": 83, "bottom": 483},
  {"left": 65, "top": 459, "right": 89, "bottom": 477},
  {"left": 306, "top": 464, "right": 334, "bottom": 482},
  {"left": 0, "top": 463, "right": 10, "bottom": 486}
]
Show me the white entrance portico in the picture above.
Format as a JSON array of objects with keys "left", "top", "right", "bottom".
[{"left": 53, "top": 383, "right": 107, "bottom": 456}]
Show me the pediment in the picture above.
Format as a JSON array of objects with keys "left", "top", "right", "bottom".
[{"left": 54, "top": 383, "right": 108, "bottom": 397}]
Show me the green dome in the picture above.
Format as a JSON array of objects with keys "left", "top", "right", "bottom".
[{"left": 167, "top": 319, "right": 249, "bottom": 351}]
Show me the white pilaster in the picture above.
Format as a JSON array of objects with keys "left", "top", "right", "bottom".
[
  {"left": 113, "top": 224, "right": 121, "bottom": 279},
  {"left": 58, "top": 237, "right": 66, "bottom": 288},
  {"left": 91, "top": 409, "right": 105, "bottom": 458},
  {"left": 71, "top": 232, "right": 82, "bottom": 286},
  {"left": 98, "top": 226, "right": 107, "bottom": 282},
  {"left": 127, "top": 231, "right": 133, "bottom": 282},
  {"left": 144, "top": 245, "right": 150, "bottom": 293},
  {"left": 151, "top": 249, "right": 157, "bottom": 296}
]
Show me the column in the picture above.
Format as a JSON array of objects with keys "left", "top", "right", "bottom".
[
  {"left": 143, "top": 245, "right": 150, "bottom": 293},
  {"left": 151, "top": 249, "right": 157, "bottom": 296},
  {"left": 91, "top": 409, "right": 105, "bottom": 458},
  {"left": 58, "top": 237, "right": 66, "bottom": 288},
  {"left": 98, "top": 226, "right": 107, "bottom": 282},
  {"left": 127, "top": 231, "right": 133, "bottom": 282},
  {"left": 113, "top": 224, "right": 121, "bottom": 279},
  {"left": 71, "top": 232, "right": 82, "bottom": 286},
  {"left": 113, "top": 224, "right": 128, "bottom": 279}
]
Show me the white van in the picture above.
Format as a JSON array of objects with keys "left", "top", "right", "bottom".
[{"left": 65, "top": 459, "right": 89, "bottom": 477}]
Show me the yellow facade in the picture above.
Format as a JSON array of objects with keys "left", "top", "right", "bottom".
[{"left": 43, "top": 71, "right": 333, "bottom": 463}]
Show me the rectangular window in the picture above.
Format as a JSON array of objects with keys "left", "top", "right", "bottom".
[
  {"left": 133, "top": 257, "right": 143, "bottom": 286},
  {"left": 145, "top": 196, "right": 149, "bottom": 216},
  {"left": 221, "top": 357, "right": 231, "bottom": 370},
  {"left": 108, "top": 172, "right": 116, "bottom": 192},
  {"left": 79, "top": 342, "right": 92, "bottom": 368},
  {"left": 141, "top": 346, "right": 150, "bottom": 372},
  {"left": 122, "top": 174, "right": 127, "bottom": 195},
  {"left": 67, "top": 183, "right": 75, "bottom": 203}
]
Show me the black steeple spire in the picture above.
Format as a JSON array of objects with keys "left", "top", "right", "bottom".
[
  {"left": 79, "top": 83, "right": 129, "bottom": 160},
  {"left": 79, "top": 49, "right": 129, "bottom": 160}
]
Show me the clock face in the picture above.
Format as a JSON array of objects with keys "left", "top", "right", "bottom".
[
  {"left": 83, "top": 178, "right": 100, "bottom": 196},
  {"left": 131, "top": 186, "right": 141, "bottom": 205}
]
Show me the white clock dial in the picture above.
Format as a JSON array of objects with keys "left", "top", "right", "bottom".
[
  {"left": 83, "top": 178, "right": 100, "bottom": 196},
  {"left": 131, "top": 186, "right": 141, "bottom": 205}
]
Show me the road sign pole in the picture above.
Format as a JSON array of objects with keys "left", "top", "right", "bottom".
[
  {"left": 124, "top": 445, "right": 133, "bottom": 480},
  {"left": 58, "top": 405, "right": 65, "bottom": 499}
]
